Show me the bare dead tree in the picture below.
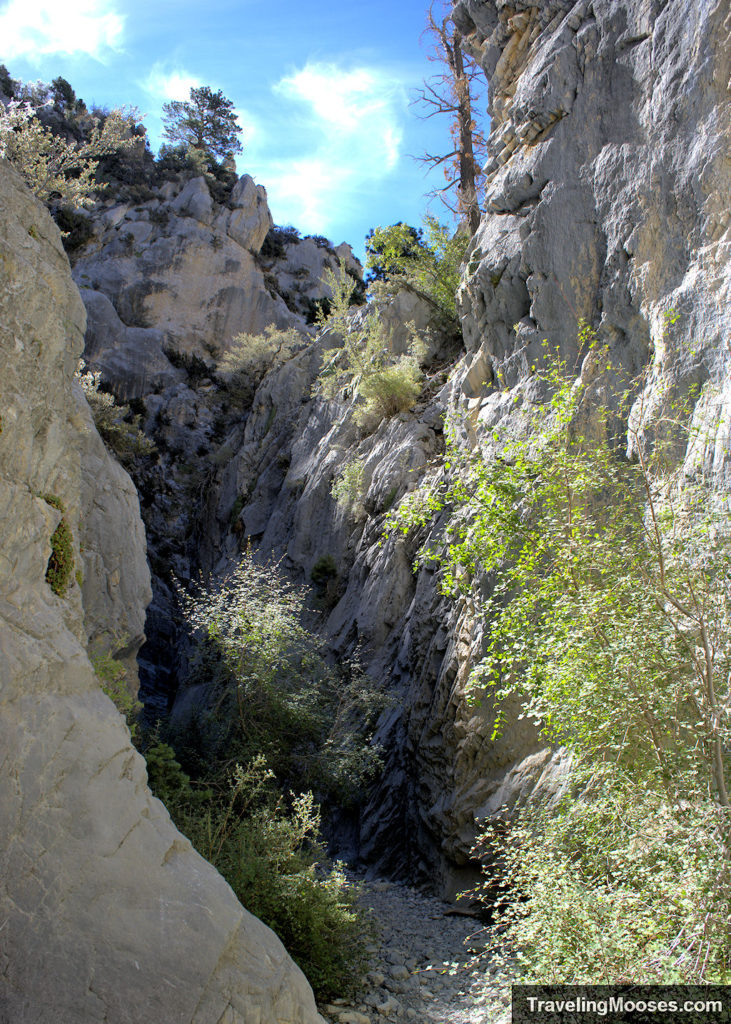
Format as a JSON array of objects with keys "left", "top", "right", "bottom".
[{"left": 413, "top": 2, "right": 487, "bottom": 235}]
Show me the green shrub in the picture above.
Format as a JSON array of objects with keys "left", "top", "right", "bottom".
[
  {"left": 92, "top": 646, "right": 143, "bottom": 741},
  {"left": 228, "top": 494, "right": 245, "bottom": 531},
  {"left": 217, "top": 325, "right": 304, "bottom": 403},
  {"left": 177, "top": 550, "right": 386, "bottom": 802},
  {"left": 310, "top": 554, "right": 337, "bottom": 587},
  {"left": 365, "top": 216, "right": 468, "bottom": 338},
  {"left": 479, "top": 781, "right": 729, "bottom": 984},
  {"left": 310, "top": 555, "right": 340, "bottom": 612},
  {"left": 331, "top": 458, "right": 366, "bottom": 514},
  {"left": 316, "top": 266, "right": 423, "bottom": 425},
  {"left": 0, "top": 103, "right": 136, "bottom": 206},
  {"left": 41, "top": 494, "right": 74, "bottom": 597},
  {"left": 54, "top": 206, "right": 94, "bottom": 251},
  {"left": 46, "top": 517, "right": 74, "bottom": 597},
  {"left": 391, "top": 317, "right": 731, "bottom": 983},
  {"left": 77, "top": 363, "right": 156, "bottom": 466},
  {"left": 155, "top": 753, "right": 372, "bottom": 999}
]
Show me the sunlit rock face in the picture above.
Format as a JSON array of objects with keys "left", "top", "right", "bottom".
[
  {"left": 450, "top": 0, "right": 730, "bottom": 477},
  {"left": 0, "top": 162, "right": 325, "bottom": 1024},
  {"left": 72, "top": 171, "right": 360, "bottom": 401}
]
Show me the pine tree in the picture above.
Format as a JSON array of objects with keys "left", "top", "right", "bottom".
[{"left": 161, "top": 86, "right": 243, "bottom": 162}]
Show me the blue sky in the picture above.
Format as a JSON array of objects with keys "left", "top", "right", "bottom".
[{"left": 0, "top": 0, "right": 487, "bottom": 262}]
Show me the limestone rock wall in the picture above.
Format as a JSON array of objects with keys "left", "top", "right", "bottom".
[
  {"left": 73, "top": 172, "right": 360, "bottom": 400},
  {"left": 0, "top": 162, "right": 324, "bottom": 1024},
  {"left": 75, "top": 379, "right": 152, "bottom": 684},
  {"left": 451, "top": 0, "right": 730, "bottom": 459},
  {"left": 177, "top": 0, "right": 730, "bottom": 892}
]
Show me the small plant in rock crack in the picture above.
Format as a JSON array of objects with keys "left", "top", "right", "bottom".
[
  {"left": 42, "top": 494, "right": 75, "bottom": 597},
  {"left": 331, "top": 457, "right": 366, "bottom": 516}
]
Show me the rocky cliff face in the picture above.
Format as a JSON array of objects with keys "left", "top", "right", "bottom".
[
  {"left": 174, "top": 0, "right": 729, "bottom": 893},
  {"left": 73, "top": 172, "right": 360, "bottom": 397},
  {"left": 451, "top": 0, "right": 730, "bottom": 469},
  {"left": 0, "top": 162, "right": 324, "bottom": 1024}
]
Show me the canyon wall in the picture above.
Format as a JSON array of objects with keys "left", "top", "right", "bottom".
[
  {"left": 0, "top": 161, "right": 324, "bottom": 1024},
  {"left": 193, "top": 0, "right": 730, "bottom": 892}
]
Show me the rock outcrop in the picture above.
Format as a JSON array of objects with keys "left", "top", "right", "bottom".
[
  {"left": 73, "top": 172, "right": 360, "bottom": 398},
  {"left": 451, "top": 0, "right": 730, "bottom": 466},
  {"left": 75, "top": 379, "right": 152, "bottom": 682},
  {"left": 0, "top": 162, "right": 325, "bottom": 1023}
]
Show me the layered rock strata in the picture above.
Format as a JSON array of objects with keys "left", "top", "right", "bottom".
[{"left": 0, "top": 162, "right": 324, "bottom": 1024}]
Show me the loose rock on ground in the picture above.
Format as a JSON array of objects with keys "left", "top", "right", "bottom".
[{"left": 320, "top": 878, "right": 511, "bottom": 1024}]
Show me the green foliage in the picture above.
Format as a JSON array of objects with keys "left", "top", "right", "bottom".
[
  {"left": 316, "top": 266, "right": 423, "bottom": 425},
  {"left": 390, "top": 319, "right": 731, "bottom": 982},
  {"left": 365, "top": 216, "right": 468, "bottom": 335},
  {"left": 365, "top": 222, "right": 424, "bottom": 284},
  {"left": 0, "top": 102, "right": 136, "bottom": 206},
  {"left": 50, "top": 76, "right": 82, "bottom": 115},
  {"left": 155, "top": 753, "right": 371, "bottom": 999},
  {"left": 42, "top": 495, "right": 74, "bottom": 598},
  {"left": 177, "top": 549, "right": 386, "bottom": 803},
  {"left": 217, "top": 325, "right": 304, "bottom": 402},
  {"left": 92, "top": 647, "right": 143, "bottom": 741},
  {"left": 480, "top": 779, "right": 730, "bottom": 984},
  {"left": 310, "top": 555, "right": 340, "bottom": 612},
  {"left": 331, "top": 458, "right": 366, "bottom": 515},
  {"left": 78, "top": 363, "right": 156, "bottom": 466},
  {"left": 161, "top": 86, "right": 243, "bottom": 163},
  {"left": 229, "top": 495, "right": 245, "bottom": 531}
]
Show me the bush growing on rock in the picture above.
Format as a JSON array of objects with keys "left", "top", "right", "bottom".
[
  {"left": 0, "top": 101, "right": 137, "bottom": 206},
  {"left": 331, "top": 457, "right": 366, "bottom": 515},
  {"left": 42, "top": 494, "right": 75, "bottom": 597},
  {"left": 144, "top": 552, "right": 388, "bottom": 995},
  {"left": 77, "top": 363, "right": 156, "bottom": 467},
  {"left": 176, "top": 551, "right": 386, "bottom": 800},
  {"left": 217, "top": 325, "right": 305, "bottom": 402},
  {"left": 150, "top": 752, "right": 372, "bottom": 999},
  {"left": 316, "top": 266, "right": 424, "bottom": 426}
]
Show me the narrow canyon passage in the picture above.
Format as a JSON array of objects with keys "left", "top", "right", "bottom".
[{"left": 320, "top": 877, "right": 511, "bottom": 1024}]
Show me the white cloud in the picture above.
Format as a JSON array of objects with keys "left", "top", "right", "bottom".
[
  {"left": 0, "top": 0, "right": 124, "bottom": 62},
  {"left": 143, "top": 65, "right": 202, "bottom": 101},
  {"left": 265, "top": 61, "right": 406, "bottom": 232}
]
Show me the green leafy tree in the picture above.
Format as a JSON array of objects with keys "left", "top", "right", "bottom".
[
  {"left": 161, "top": 86, "right": 243, "bottom": 162},
  {"left": 365, "top": 216, "right": 469, "bottom": 338},
  {"left": 389, "top": 319, "right": 731, "bottom": 982},
  {"left": 365, "top": 222, "right": 424, "bottom": 284}
]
